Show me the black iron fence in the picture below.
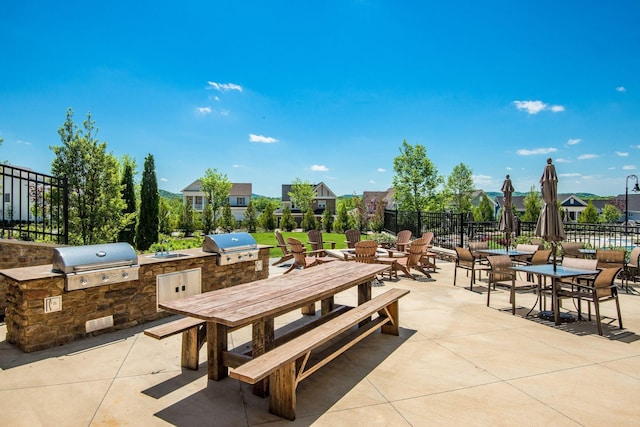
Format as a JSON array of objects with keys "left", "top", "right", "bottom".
[
  {"left": 1, "top": 164, "right": 68, "bottom": 243},
  {"left": 384, "top": 209, "right": 639, "bottom": 250}
]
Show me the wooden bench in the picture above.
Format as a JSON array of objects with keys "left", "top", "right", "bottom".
[
  {"left": 144, "top": 316, "right": 206, "bottom": 370},
  {"left": 229, "top": 288, "right": 410, "bottom": 420}
]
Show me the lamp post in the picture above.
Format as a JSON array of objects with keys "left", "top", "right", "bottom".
[{"left": 625, "top": 174, "right": 640, "bottom": 234}]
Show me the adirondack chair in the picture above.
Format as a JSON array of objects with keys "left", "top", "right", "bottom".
[
  {"left": 284, "top": 237, "right": 336, "bottom": 274},
  {"left": 344, "top": 240, "right": 378, "bottom": 263},
  {"left": 394, "top": 229, "right": 412, "bottom": 252},
  {"left": 345, "top": 229, "right": 361, "bottom": 249},
  {"left": 272, "top": 230, "right": 294, "bottom": 266},
  {"left": 395, "top": 237, "right": 431, "bottom": 279},
  {"left": 307, "top": 230, "right": 336, "bottom": 253}
]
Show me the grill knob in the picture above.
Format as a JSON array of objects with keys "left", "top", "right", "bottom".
[
  {"left": 81, "top": 277, "right": 88, "bottom": 285},
  {"left": 102, "top": 274, "right": 109, "bottom": 282},
  {"left": 122, "top": 271, "right": 129, "bottom": 279}
]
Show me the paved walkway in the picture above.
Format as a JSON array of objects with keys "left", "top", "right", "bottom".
[{"left": 1, "top": 258, "right": 639, "bottom": 426}]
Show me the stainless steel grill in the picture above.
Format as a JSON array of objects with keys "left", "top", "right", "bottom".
[
  {"left": 52, "top": 242, "right": 140, "bottom": 291},
  {"left": 202, "top": 232, "right": 259, "bottom": 265}
]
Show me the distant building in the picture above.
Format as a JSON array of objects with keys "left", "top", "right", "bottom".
[
  {"left": 182, "top": 180, "right": 252, "bottom": 222},
  {"left": 276, "top": 182, "right": 337, "bottom": 227}
]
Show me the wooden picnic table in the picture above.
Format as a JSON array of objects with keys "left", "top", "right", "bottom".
[{"left": 158, "top": 261, "right": 388, "bottom": 395}]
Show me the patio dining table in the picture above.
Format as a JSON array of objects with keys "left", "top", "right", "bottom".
[{"left": 509, "top": 264, "right": 599, "bottom": 325}]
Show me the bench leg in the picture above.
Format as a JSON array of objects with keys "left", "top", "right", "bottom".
[
  {"left": 181, "top": 327, "right": 200, "bottom": 370},
  {"left": 207, "top": 322, "right": 228, "bottom": 381},
  {"left": 358, "top": 280, "right": 372, "bottom": 327},
  {"left": 320, "top": 296, "right": 334, "bottom": 315},
  {"left": 269, "top": 361, "right": 297, "bottom": 421},
  {"left": 301, "top": 302, "right": 315, "bottom": 315},
  {"left": 380, "top": 300, "right": 400, "bottom": 335}
]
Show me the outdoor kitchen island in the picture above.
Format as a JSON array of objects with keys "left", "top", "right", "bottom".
[{"left": 0, "top": 242, "right": 271, "bottom": 352}]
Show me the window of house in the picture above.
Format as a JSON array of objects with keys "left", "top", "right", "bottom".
[
  {"left": 317, "top": 200, "right": 326, "bottom": 209},
  {"left": 237, "top": 197, "right": 246, "bottom": 206},
  {"left": 195, "top": 196, "right": 203, "bottom": 210}
]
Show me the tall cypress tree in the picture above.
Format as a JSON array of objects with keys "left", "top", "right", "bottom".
[
  {"left": 118, "top": 157, "right": 137, "bottom": 244},
  {"left": 136, "top": 154, "right": 159, "bottom": 251}
]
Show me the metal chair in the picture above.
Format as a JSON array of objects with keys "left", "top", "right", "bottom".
[{"left": 453, "top": 246, "right": 491, "bottom": 290}]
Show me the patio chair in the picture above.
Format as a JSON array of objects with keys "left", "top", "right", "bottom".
[
  {"left": 561, "top": 241, "right": 584, "bottom": 259},
  {"left": 344, "top": 240, "right": 378, "bottom": 263},
  {"left": 486, "top": 255, "right": 538, "bottom": 315},
  {"left": 561, "top": 267, "right": 624, "bottom": 335},
  {"left": 272, "top": 230, "right": 294, "bottom": 266},
  {"left": 453, "top": 246, "right": 491, "bottom": 290},
  {"left": 623, "top": 247, "right": 640, "bottom": 291},
  {"left": 284, "top": 237, "right": 336, "bottom": 274},
  {"left": 555, "top": 257, "right": 599, "bottom": 317},
  {"left": 512, "top": 244, "right": 542, "bottom": 266},
  {"left": 395, "top": 237, "right": 431, "bottom": 280},
  {"left": 595, "top": 249, "right": 626, "bottom": 271},
  {"left": 344, "top": 229, "right": 361, "bottom": 249},
  {"left": 419, "top": 231, "right": 437, "bottom": 273},
  {"left": 307, "top": 230, "right": 336, "bottom": 253},
  {"left": 394, "top": 229, "right": 412, "bottom": 252},
  {"left": 468, "top": 241, "right": 490, "bottom": 269}
]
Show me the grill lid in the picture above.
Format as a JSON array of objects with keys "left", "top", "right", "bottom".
[
  {"left": 203, "top": 232, "right": 257, "bottom": 253},
  {"left": 52, "top": 242, "right": 138, "bottom": 274}
]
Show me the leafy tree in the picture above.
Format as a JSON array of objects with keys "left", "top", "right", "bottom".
[
  {"left": 322, "top": 207, "right": 334, "bottom": 232},
  {"left": 202, "top": 203, "right": 215, "bottom": 234},
  {"left": 474, "top": 194, "right": 495, "bottom": 221},
  {"left": 302, "top": 208, "right": 317, "bottom": 231},
  {"left": 136, "top": 154, "right": 159, "bottom": 250},
  {"left": 50, "top": 108, "right": 127, "bottom": 245},
  {"left": 521, "top": 186, "right": 542, "bottom": 222},
  {"left": 181, "top": 199, "right": 195, "bottom": 236},
  {"left": 280, "top": 205, "right": 297, "bottom": 231},
  {"left": 333, "top": 202, "right": 350, "bottom": 233},
  {"left": 253, "top": 197, "right": 279, "bottom": 212},
  {"left": 158, "top": 198, "right": 172, "bottom": 235},
  {"left": 220, "top": 202, "right": 236, "bottom": 232},
  {"left": 369, "top": 200, "right": 385, "bottom": 232},
  {"left": 243, "top": 200, "right": 258, "bottom": 232},
  {"left": 288, "top": 178, "right": 316, "bottom": 212},
  {"left": 578, "top": 200, "right": 599, "bottom": 223},
  {"left": 392, "top": 140, "right": 442, "bottom": 216},
  {"left": 446, "top": 163, "right": 474, "bottom": 213},
  {"left": 118, "top": 156, "right": 137, "bottom": 244},
  {"left": 258, "top": 202, "right": 276, "bottom": 231},
  {"left": 351, "top": 195, "right": 368, "bottom": 232},
  {"left": 200, "top": 168, "right": 232, "bottom": 232},
  {"left": 599, "top": 204, "right": 621, "bottom": 224}
]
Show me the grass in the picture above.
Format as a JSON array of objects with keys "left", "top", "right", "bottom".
[{"left": 252, "top": 231, "right": 352, "bottom": 258}]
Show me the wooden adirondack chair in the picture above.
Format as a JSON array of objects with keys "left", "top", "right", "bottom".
[
  {"left": 396, "top": 237, "right": 431, "bottom": 279},
  {"left": 284, "top": 237, "right": 336, "bottom": 274},
  {"left": 345, "top": 229, "right": 361, "bottom": 249},
  {"left": 307, "top": 229, "right": 336, "bottom": 253},
  {"left": 272, "top": 230, "right": 294, "bottom": 266}
]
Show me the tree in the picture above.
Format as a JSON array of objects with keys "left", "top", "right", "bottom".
[
  {"left": 258, "top": 202, "right": 276, "bottom": 231},
  {"left": 158, "top": 198, "right": 172, "bottom": 235},
  {"left": 243, "top": 200, "right": 258, "bottom": 232},
  {"left": 280, "top": 205, "right": 297, "bottom": 231},
  {"left": 521, "top": 186, "right": 542, "bottom": 222},
  {"left": 392, "top": 140, "right": 442, "bottom": 216},
  {"left": 288, "top": 178, "right": 316, "bottom": 212},
  {"left": 599, "top": 204, "right": 621, "bottom": 224},
  {"left": 333, "top": 202, "right": 350, "bottom": 233},
  {"left": 118, "top": 156, "right": 137, "bottom": 244},
  {"left": 136, "top": 154, "right": 159, "bottom": 250},
  {"left": 446, "top": 163, "right": 474, "bottom": 213},
  {"left": 369, "top": 200, "right": 385, "bottom": 232},
  {"left": 200, "top": 168, "right": 232, "bottom": 232},
  {"left": 474, "top": 194, "right": 495, "bottom": 221},
  {"left": 50, "top": 108, "right": 127, "bottom": 245},
  {"left": 322, "top": 207, "right": 334, "bottom": 232},
  {"left": 220, "top": 202, "right": 236, "bottom": 232},
  {"left": 302, "top": 208, "right": 317, "bottom": 231},
  {"left": 181, "top": 199, "right": 195, "bottom": 236},
  {"left": 351, "top": 195, "right": 368, "bottom": 232},
  {"left": 578, "top": 200, "right": 599, "bottom": 223},
  {"left": 202, "top": 203, "right": 215, "bottom": 234}
]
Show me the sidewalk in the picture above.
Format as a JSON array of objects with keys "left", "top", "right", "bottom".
[{"left": 1, "top": 258, "right": 639, "bottom": 426}]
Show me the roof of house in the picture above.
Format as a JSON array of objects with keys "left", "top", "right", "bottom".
[
  {"left": 281, "top": 182, "right": 336, "bottom": 201},
  {"left": 182, "top": 180, "right": 252, "bottom": 196}
]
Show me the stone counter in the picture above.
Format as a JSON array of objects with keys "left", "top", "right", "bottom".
[{"left": 0, "top": 245, "right": 271, "bottom": 352}]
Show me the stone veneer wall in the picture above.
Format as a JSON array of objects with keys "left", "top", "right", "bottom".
[
  {"left": 3, "top": 247, "right": 270, "bottom": 352},
  {"left": 0, "top": 239, "right": 59, "bottom": 314}
]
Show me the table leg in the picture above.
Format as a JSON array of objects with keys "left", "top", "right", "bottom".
[
  {"left": 206, "top": 321, "right": 228, "bottom": 381},
  {"left": 552, "top": 278, "right": 561, "bottom": 326},
  {"left": 358, "top": 279, "right": 373, "bottom": 326},
  {"left": 252, "top": 317, "right": 275, "bottom": 397},
  {"left": 321, "top": 296, "right": 334, "bottom": 315}
]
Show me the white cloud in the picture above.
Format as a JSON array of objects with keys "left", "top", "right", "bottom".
[
  {"left": 369, "top": 180, "right": 376, "bottom": 184},
  {"left": 513, "top": 100, "right": 565, "bottom": 115},
  {"left": 377, "top": 168, "right": 386, "bottom": 173},
  {"left": 207, "top": 81, "right": 243, "bottom": 92},
  {"left": 623, "top": 165, "right": 637, "bottom": 170},
  {"left": 506, "top": 166, "right": 512, "bottom": 171},
  {"left": 560, "top": 173, "right": 581, "bottom": 177},
  {"left": 311, "top": 164, "right": 329, "bottom": 172},
  {"left": 17, "top": 140, "right": 31, "bottom": 145},
  {"left": 577, "top": 154, "right": 599, "bottom": 160},
  {"left": 616, "top": 151, "right": 629, "bottom": 157},
  {"left": 555, "top": 158, "right": 571, "bottom": 163},
  {"left": 567, "top": 138, "right": 581, "bottom": 145},
  {"left": 616, "top": 86, "right": 626, "bottom": 92},
  {"left": 160, "top": 177, "right": 168, "bottom": 182},
  {"left": 232, "top": 164, "right": 241, "bottom": 168},
  {"left": 195, "top": 106, "right": 212, "bottom": 114},
  {"left": 516, "top": 147, "right": 557, "bottom": 156},
  {"left": 473, "top": 174, "right": 492, "bottom": 186},
  {"left": 249, "top": 134, "right": 278, "bottom": 143},
  {"left": 219, "top": 110, "right": 230, "bottom": 116}
]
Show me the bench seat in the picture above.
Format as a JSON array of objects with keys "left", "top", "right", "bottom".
[
  {"left": 229, "top": 288, "right": 410, "bottom": 420},
  {"left": 144, "top": 316, "right": 206, "bottom": 370}
]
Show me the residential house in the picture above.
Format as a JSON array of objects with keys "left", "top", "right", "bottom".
[
  {"left": 182, "top": 180, "right": 252, "bottom": 222},
  {"left": 362, "top": 188, "right": 396, "bottom": 213},
  {"left": 277, "top": 182, "right": 336, "bottom": 227},
  {"left": 1, "top": 164, "right": 35, "bottom": 223}
]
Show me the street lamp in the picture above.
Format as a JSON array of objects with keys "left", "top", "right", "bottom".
[{"left": 625, "top": 174, "right": 640, "bottom": 234}]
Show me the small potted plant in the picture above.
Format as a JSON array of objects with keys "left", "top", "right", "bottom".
[{"left": 370, "top": 232, "right": 397, "bottom": 249}]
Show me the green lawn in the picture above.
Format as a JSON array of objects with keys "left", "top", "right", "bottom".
[{"left": 252, "top": 231, "right": 353, "bottom": 258}]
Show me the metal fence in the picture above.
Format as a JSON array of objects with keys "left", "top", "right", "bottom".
[
  {"left": 384, "top": 209, "right": 640, "bottom": 250},
  {"left": 1, "top": 164, "right": 68, "bottom": 243}
]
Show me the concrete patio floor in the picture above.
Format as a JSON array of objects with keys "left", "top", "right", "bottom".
[{"left": 1, "top": 257, "right": 640, "bottom": 426}]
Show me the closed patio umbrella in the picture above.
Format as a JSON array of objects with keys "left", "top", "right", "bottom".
[
  {"left": 498, "top": 175, "right": 516, "bottom": 250},
  {"left": 535, "top": 158, "right": 565, "bottom": 269}
]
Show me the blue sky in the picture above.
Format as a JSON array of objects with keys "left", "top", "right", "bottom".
[{"left": 1, "top": 1, "right": 639, "bottom": 198}]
